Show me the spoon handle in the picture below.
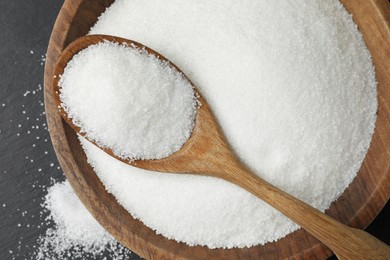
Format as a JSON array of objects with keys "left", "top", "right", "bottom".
[{"left": 223, "top": 167, "right": 390, "bottom": 259}]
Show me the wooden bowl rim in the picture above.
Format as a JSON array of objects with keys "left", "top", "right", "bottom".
[{"left": 44, "top": 0, "right": 390, "bottom": 259}]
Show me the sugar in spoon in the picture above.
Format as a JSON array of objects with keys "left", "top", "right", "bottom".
[{"left": 52, "top": 35, "right": 390, "bottom": 259}]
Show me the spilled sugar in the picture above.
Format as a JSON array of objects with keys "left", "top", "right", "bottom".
[
  {"left": 35, "top": 181, "right": 132, "bottom": 259},
  {"left": 59, "top": 41, "right": 197, "bottom": 161},
  {"left": 78, "top": 0, "right": 378, "bottom": 248}
]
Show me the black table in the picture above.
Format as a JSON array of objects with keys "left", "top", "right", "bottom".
[{"left": 0, "top": 1, "right": 388, "bottom": 259}]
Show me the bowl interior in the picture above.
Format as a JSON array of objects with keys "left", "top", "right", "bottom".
[{"left": 44, "top": 0, "right": 390, "bottom": 259}]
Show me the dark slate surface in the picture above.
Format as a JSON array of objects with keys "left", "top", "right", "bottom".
[{"left": 0, "top": 1, "right": 388, "bottom": 259}]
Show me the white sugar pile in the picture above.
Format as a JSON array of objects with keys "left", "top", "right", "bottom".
[
  {"left": 59, "top": 41, "right": 197, "bottom": 160},
  {"left": 36, "top": 181, "right": 132, "bottom": 259},
  {"left": 78, "top": 0, "right": 377, "bottom": 248}
]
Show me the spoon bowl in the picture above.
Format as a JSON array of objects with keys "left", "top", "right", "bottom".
[
  {"left": 52, "top": 34, "right": 228, "bottom": 175},
  {"left": 52, "top": 34, "right": 390, "bottom": 260}
]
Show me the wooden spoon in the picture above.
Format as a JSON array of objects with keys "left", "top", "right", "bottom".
[{"left": 52, "top": 35, "right": 390, "bottom": 260}]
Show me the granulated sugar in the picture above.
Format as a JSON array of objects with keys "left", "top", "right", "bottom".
[
  {"left": 79, "top": 0, "right": 377, "bottom": 248},
  {"left": 59, "top": 41, "right": 197, "bottom": 160},
  {"left": 36, "top": 181, "right": 132, "bottom": 259}
]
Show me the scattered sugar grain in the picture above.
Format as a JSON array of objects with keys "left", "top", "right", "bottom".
[{"left": 83, "top": 0, "right": 377, "bottom": 248}]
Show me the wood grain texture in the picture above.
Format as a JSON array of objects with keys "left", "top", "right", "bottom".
[{"left": 44, "top": 0, "right": 390, "bottom": 259}]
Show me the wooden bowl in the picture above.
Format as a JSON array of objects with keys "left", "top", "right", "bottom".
[{"left": 44, "top": 0, "right": 390, "bottom": 259}]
